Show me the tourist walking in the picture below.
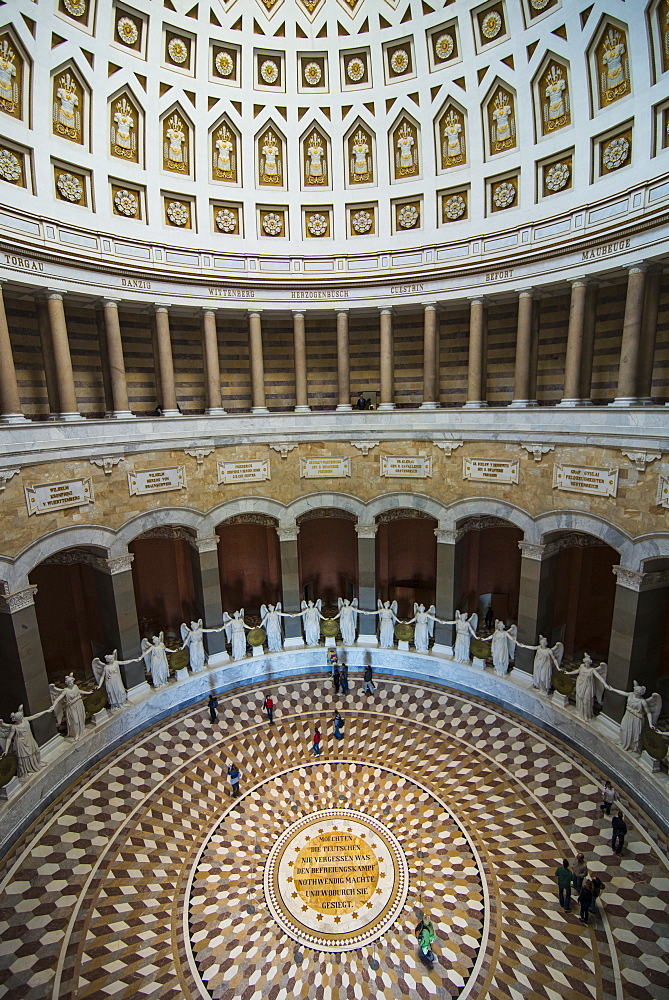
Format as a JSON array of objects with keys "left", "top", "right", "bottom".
[
  {"left": 578, "top": 879, "right": 593, "bottom": 924},
  {"left": 611, "top": 811, "right": 627, "bottom": 855},
  {"left": 554, "top": 859, "right": 574, "bottom": 912},
  {"left": 312, "top": 726, "right": 321, "bottom": 756},
  {"left": 228, "top": 762, "right": 241, "bottom": 797},
  {"left": 332, "top": 664, "right": 340, "bottom": 695},
  {"left": 333, "top": 711, "right": 343, "bottom": 740},
  {"left": 600, "top": 781, "right": 616, "bottom": 815},
  {"left": 340, "top": 664, "right": 349, "bottom": 695},
  {"left": 363, "top": 664, "right": 375, "bottom": 695},
  {"left": 263, "top": 693, "right": 274, "bottom": 725},
  {"left": 208, "top": 694, "right": 218, "bottom": 723},
  {"left": 589, "top": 874, "right": 603, "bottom": 915},
  {"left": 573, "top": 853, "right": 588, "bottom": 893}
]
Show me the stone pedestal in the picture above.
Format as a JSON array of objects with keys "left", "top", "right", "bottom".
[
  {"left": 472, "top": 657, "right": 487, "bottom": 670},
  {"left": 552, "top": 692, "right": 570, "bottom": 709},
  {"left": 324, "top": 637, "right": 336, "bottom": 648},
  {"left": 398, "top": 640, "right": 410, "bottom": 652},
  {"left": 252, "top": 645, "right": 265, "bottom": 657},
  {"left": 640, "top": 751, "right": 662, "bottom": 775},
  {"left": 0, "top": 776, "right": 21, "bottom": 801},
  {"left": 92, "top": 709, "right": 109, "bottom": 726},
  {"left": 175, "top": 667, "right": 189, "bottom": 682}
]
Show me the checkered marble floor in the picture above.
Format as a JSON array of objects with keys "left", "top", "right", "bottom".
[{"left": 0, "top": 674, "right": 667, "bottom": 1000}]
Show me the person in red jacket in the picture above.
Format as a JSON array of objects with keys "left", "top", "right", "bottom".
[
  {"left": 263, "top": 694, "right": 274, "bottom": 725},
  {"left": 312, "top": 726, "right": 321, "bottom": 756}
]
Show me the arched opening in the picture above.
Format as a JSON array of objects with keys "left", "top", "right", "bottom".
[
  {"left": 297, "top": 509, "right": 358, "bottom": 609},
  {"left": 29, "top": 548, "right": 109, "bottom": 684},
  {"left": 129, "top": 528, "right": 197, "bottom": 640},
  {"left": 216, "top": 515, "right": 281, "bottom": 613},
  {"left": 376, "top": 510, "right": 437, "bottom": 618},
  {"left": 455, "top": 517, "right": 523, "bottom": 623},
  {"left": 546, "top": 531, "right": 619, "bottom": 661}
]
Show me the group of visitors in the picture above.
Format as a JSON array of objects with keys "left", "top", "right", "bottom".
[{"left": 554, "top": 779, "right": 628, "bottom": 926}]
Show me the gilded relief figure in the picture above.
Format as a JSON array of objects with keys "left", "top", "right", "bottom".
[
  {"left": 259, "top": 129, "right": 282, "bottom": 185},
  {"left": 304, "top": 130, "right": 327, "bottom": 185},
  {"left": 598, "top": 27, "right": 630, "bottom": 105},
  {"left": 110, "top": 97, "right": 137, "bottom": 160},
  {"left": 394, "top": 120, "right": 419, "bottom": 178},
  {"left": 53, "top": 72, "right": 81, "bottom": 142},
  {"left": 164, "top": 113, "right": 187, "bottom": 172},
  {"left": 349, "top": 128, "right": 373, "bottom": 184},
  {"left": 0, "top": 39, "right": 19, "bottom": 118},
  {"left": 542, "top": 65, "right": 570, "bottom": 133},
  {"left": 490, "top": 89, "right": 515, "bottom": 152},
  {"left": 213, "top": 124, "right": 237, "bottom": 181},
  {"left": 440, "top": 109, "right": 466, "bottom": 167}
]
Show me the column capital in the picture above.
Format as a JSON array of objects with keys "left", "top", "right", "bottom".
[
  {"left": 423, "top": 301, "right": 439, "bottom": 311},
  {"left": 153, "top": 304, "right": 170, "bottom": 314},
  {"left": 45, "top": 289, "right": 64, "bottom": 301},
  {"left": 627, "top": 263, "right": 648, "bottom": 275},
  {"left": 518, "top": 541, "right": 546, "bottom": 561},
  {"left": 570, "top": 276, "right": 591, "bottom": 288},
  {"left": 200, "top": 306, "right": 218, "bottom": 316},
  {"left": 355, "top": 523, "right": 378, "bottom": 539},
  {"left": 101, "top": 298, "right": 122, "bottom": 309},
  {"left": 613, "top": 565, "right": 669, "bottom": 593},
  {"left": 434, "top": 527, "right": 458, "bottom": 544},
  {"left": 335, "top": 306, "right": 349, "bottom": 315},
  {"left": 0, "top": 584, "right": 38, "bottom": 614},
  {"left": 104, "top": 554, "right": 135, "bottom": 575},
  {"left": 467, "top": 294, "right": 485, "bottom": 304},
  {"left": 378, "top": 306, "right": 393, "bottom": 316},
  {"left": 277, "top": 527, "right": 299, "bottom": 542},
  {"left": 291, "top": 308, "right": 306, "bottom": 318},
  {"left": 248, "top": 308, "right": 263, "bottom": 318},
  {"left": 517, "top": 288, "right": 536, "bottom": 299},
  {"left": 191, "top": 535, "right": 220, "bottom": 554}
]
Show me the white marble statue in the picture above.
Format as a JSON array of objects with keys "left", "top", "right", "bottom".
[
  {"left": 335, "top": 598, "right": 359, "bottom": 646},
  {"left": 480, "top": 620, "right": 518, "bottom": 676},
  {"left": 404, "top": 604, "right": 437, "bottom": 653},
  {"left": 141, "top": 633, "right": 173, "bottom": 688},
  {"left": 260, "top": 603, "right": 293, "bottom": 652},
  {"left": 604, "top": 679, "right": 662, "bottom": 753},
  {"left": 92, "top": 651, "right": 138, "bottom": 709},
  {"left": 375, "top": 600, "right": 399, "bottom": 649},
  {"left": 180, "top": 619, "right": 220, "bottom": 673},
  {"left": 516, "top": 636, "right": 564, "bottom": 695},
  {"left": 562, "top": 654, "right": 608, "bottom": 721},
  {"left": 222, "top": 610, "right": 252, "bottom": 660},
  {"left": 50, "top": 675, "right": 86, "bottom": 740},
  {"left": 300, "top": 600, "right": 324, "bottom": 646},
  {"left": 446, "top": 611, "right": 478, "bottom": 663},
  {"left": 0, "top": 705, "right": 53, "bottom": 776}
]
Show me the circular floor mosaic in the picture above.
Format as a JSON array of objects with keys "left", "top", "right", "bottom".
[
  {"left": 1, "top": 673, "right": 668, "bottom": 1000},
  {"left": 263, "top": 808, "right": 408, "bottom": 950}
]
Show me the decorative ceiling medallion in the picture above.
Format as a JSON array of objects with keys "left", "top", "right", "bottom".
[
  {"left": 298, "top": 0, "right": 321, "bottom": 12},
  {"left": 215, "top": 51, "right": 234, "bottom": 77},
  {"left": 398, "top": 204, "right": 418, "bottom": 228},
  {"left": 390, "top": 49, "right": 409, "bottom": 74},
  {"left": 57, "top": 172, "right": 83, "bottom": 202},
  {"left": 545, "top": 162, "right": 570, "bottom": 191},
  {"left": 117, "top": 16, "right": 138, "bottom": 46},
  {"left": 262, "top": 212, "right": 283, "bottom": 235},
  {"left": 168, "top": 37, "right": 188, "bottom": 64},
  {"left": 352, "top": 209, "right": 372, "bottom": 233},
  {"left": 166, "top": 200, "right": 189, "bottom": 225},
  {"left": 114, "top": 189, "right": 138, "bottom": 216},
  {"left": 603, "top": 136, "right": 630, "bottom": 170},
  {"left": 481, "top": 11, "right": 502, "bottom": 39},
  {"left": 307, "top": 212, "right": 328, "bottom": 236},
  {"left": 63, "top": 0, "right": 87, "bottom": 17},
  {"left": 435, "top": 33, "right": 454, "bottom": 60},
  {"left": 263, "top": 810, "right": 409, "bottom": 953},
  {"left": 531, "top": 0, "right": 550, "bottom": 7},
  {"left": 260, "top": 59, "right": 279, "bottom": 84},
  {"left": 0, "top": 149, "right": 21, "bottom": 183},
  {"left": 216, "top": 208, "right": 236, "bottom": 232},
  {"left": 493, "top": 179, "right": 516, "bottom": 208},
  {"left": 304, "top": 61, "right": 322, "bottom": 86},
  {"left": 346, "top": 58, "right": 365, "bottom": 83},
  {"left": 444, "top": 194, "right": 466, "bottom": 219}
]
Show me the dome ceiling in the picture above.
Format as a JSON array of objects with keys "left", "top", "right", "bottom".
[{"left": 0, "top": 0, "right": 667, "bottom": 268}]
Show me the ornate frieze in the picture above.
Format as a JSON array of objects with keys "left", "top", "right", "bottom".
[{"left": 0, "top": 585, "right": 37, "bottom": 614}]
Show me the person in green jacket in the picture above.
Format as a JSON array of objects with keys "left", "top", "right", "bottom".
[{"left": 555, "top": 859, "right": 574, "bottom": 912}]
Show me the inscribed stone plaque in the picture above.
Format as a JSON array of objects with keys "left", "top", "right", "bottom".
[
  {"left": 127, "top": 467, "right": 186, "bottom": 496},
  {"left": 218, "top": 460, "right": 270, "bottom": 484},
  {"left": 463, "top": 458, "right": 519, "bottom": 484},
  {"left": 380, "top": 456, "right": 432, "bottom": 478},
  {"left": 300, "top": 457, "right": 351, "bottom": 478},
  {"left": 25, "top": 477, "right": 94, "bottom": 515},
  {"left": 552, "top": 464, "right": 618, "bottom": 498},
  {"left": 657, "top": 475, "right": 669, "bottom": 509}
]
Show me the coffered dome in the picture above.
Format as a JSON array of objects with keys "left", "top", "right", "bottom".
[{"left": 0, "top": 0, "right": 668, "bottom": 282}]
